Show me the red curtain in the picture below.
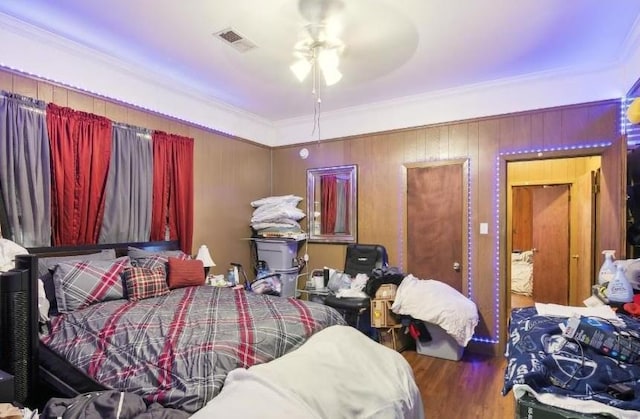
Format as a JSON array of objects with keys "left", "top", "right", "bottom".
[
  {"left": 150, "top": 131, "right": 194, "bottom": 253},
  {"left": 321, "top": 175, "right": 337, "bottom": 234},
  {"left": 46, "top": 103, "right": 112, "bottom": 246}
]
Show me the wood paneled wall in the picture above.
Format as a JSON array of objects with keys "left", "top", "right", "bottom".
[
  {"left": 1, "top": 66, "right": 625, "bottom": 355},
  {"left": 0, "top": 68, "right": 272, "bottom": 275},
  {"left": 272, "top": 100, "right": 622, "bottom": 355}
]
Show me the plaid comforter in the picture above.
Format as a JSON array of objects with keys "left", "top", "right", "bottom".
[{"left": 42, "top": 286, "right": 346, "bottom": 413}]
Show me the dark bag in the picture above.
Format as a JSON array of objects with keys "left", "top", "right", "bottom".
[
  {"left": 365, "top": 266, "right": 405, "bottom": 297},
  {"left": 41, "top": 390, "right": 190, "bottom": 419}
]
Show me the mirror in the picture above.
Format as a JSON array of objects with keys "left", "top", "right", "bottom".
[{"left": 306, "top": 165, "right": 357, "bottom": 243}]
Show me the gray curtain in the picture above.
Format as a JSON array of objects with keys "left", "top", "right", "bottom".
[
  {"left": 0, "top": 91, "right": 51, "bottom": 247},
  {"left": 334, "top": 179, "right": 348, "bottom": 233},
  {"left": 99, "top": 123, "right": 153, "bottom": 243}
]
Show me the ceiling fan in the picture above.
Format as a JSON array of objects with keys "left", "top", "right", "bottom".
[{"left": 290, "top": 0, "right": 346, "bottom": 87}]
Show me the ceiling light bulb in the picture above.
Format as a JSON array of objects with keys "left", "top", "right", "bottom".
[
  {"left": 322, "top": 66, "right": 342, "bottom": 86},
  {"left": 318, "top": 48, "right": 342, "bottom": 85},
  {"left": 290, "top": 59, "right": 312, "bottom": 82},
  {"left": 318, "top": 48, "right": 340, "bottom": 70}
]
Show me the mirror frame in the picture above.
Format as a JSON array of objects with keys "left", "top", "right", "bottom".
[{"left": 306, "top": 164, "right": 358, "bottom": 244}]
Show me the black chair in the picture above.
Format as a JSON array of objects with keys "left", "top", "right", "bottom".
[{"left": 324, "top": 244, "right": 388, "bottom": 333}]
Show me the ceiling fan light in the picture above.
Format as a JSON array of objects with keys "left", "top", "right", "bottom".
[
  {"left": 322, "top": 66, "right": 342, "bottom": 86},
  {"left": 318, "top": 48, "right": 340, "bottom": 70},
  {"left": 290, "top": 59, "right": 312, "bottom": 82}
]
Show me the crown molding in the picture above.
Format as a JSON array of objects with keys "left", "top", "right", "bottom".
[
  {"left": 273, "top": 63, "right": 625, "bottom": 146},
  {"left": 0, "top": 12, "right": 277, "bottom": 145}
]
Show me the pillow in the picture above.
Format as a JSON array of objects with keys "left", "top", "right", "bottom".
[
  {"left": 167, "top": 257, "right": 205, "bottom": 289},
  {"left": 127, "top": 246, "right": 188, "bottom": 261},
  {"left": 123, "top": 266, "right": 170, "bottom": 301},
  {"left": 129, "top": 247, "right": 189, "bottom": 274},
  {"left": 38, "top": 249, "right": 117, "bottom": 277},
  {"left": 39, "top": 249, "right": 118, "bottom": 316},
  {"left": 37, "top": 278, "right": 50, "bottom": 323},
  {"left": 52, "top": 256, "right": 130, "bottom": 313}
]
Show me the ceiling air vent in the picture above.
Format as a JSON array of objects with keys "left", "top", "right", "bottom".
[{"left": 213, "top": 28, "right": 256, "bottom": 53}]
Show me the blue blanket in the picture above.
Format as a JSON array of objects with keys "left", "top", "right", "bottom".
[{"left": 503, "top": 307, "right": 640, "bottom": 412}]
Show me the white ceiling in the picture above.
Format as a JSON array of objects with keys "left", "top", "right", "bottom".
[{"left": 1, "top": 0, "right": 640, "bottom": 146}]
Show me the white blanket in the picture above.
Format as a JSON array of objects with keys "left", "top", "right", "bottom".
[
  {"left": 192, "top": 325, "right": 424, "bottom": 419},
  {"left": 0, "top": 238, "right": 28, "bottom": 272},
  {"left": 391, "top": 275, "right": 479, "bottom": 347}
]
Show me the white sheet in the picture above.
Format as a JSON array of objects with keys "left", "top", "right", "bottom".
[
  {"left": 192, "top": 325, "right": 424, "bottom": 419},
  {"left": 533, "top": 302, "right": 617, "bottom": 320},
  {"left": 391, "top": 275, "right": 479, "bottom": 347},
  {"left": 511, "top": 252, "right": 533, "bottom": 296}
]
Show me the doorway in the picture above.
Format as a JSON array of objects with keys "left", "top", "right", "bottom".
[{"left": 507, "top": 156, "right": 600, "bottom": 309}]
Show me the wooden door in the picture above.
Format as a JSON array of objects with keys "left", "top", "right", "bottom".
[
  {"left": 598, "top": 136, "right": 627, "bottom": 257},
  {"left": 512, "top": 186, "right": 533, "bottom": 252},
  {"left": 532, "top": 185, "right": 570, "bottom": 304},
  {"left": 572, "top": 171, "right": 596, "bottom": 304},
  {"left": 406, "top": 162, "right": 464, "bottom": 292}
]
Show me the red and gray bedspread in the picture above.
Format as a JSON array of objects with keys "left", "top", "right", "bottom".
[{"left": 41, "top": 286, "right": 346, "bottom": 413}]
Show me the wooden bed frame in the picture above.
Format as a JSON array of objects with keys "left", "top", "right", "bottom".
[{"left": 4, "top": 240, "right": 180, "bottom": 405}]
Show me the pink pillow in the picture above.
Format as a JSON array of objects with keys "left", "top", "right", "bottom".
[{"left": 167, "top": 257, "right": 205, "bottom": 289}]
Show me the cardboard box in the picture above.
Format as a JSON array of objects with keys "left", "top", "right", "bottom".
[
  {"left": 378, "top": 327, "right": 409, "bottom": 352},
  {"left": 375, "top": 284, "right": 397, "bottom": 299},
  {"left": 371, "top": 299, "right": 399, "bottom": 328}
]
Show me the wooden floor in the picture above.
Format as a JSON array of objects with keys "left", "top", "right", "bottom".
[
  {"left": 403, "top": 347, "right": 515, "bottom": 419},
  {"left": 398, "top": 292, "right": 536, "bottom": 418}
]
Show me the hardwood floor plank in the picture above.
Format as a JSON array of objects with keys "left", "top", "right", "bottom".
[{"left": 403, "top": 348, "right": 515, "bottom": 418}]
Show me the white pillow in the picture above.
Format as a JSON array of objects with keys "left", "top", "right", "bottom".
[
  {"left": 0, "top": 238, "right": 28, "bottom": 272},
  {"left": 250, "top": 195, "right": 302, "bottom": 208},
  {"left": 37, "top": 279, "right": 50, "bottom": 323}
]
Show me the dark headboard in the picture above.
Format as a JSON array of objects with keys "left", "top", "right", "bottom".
[{"left": 27, "top": 240, "right": 181, "bottom": 258}]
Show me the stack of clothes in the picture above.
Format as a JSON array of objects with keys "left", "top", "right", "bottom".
[{"left": 250, "top": 195, "right": 307, "bottom": 240}]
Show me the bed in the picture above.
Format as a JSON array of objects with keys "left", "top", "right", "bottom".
[
  {"left": 4, "top": 241, "right": 424, "bottom": 417},
  {"left": 503, "top": 304, "right": 640, "bottom": 418},
  {"left": 511, "top": 250, "right": 533, "bottom": 296}
]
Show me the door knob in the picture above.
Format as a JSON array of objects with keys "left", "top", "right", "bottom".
[
  {"left": 532, "top": 248, "right": 538, "bottom": 253},
  {"left": 453, "top": 262, "right": 461, "bottom": 272}
]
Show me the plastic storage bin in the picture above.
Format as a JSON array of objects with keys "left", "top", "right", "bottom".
[
  {"left": 254, "top": 239, "right": 300, "bottom": 270},
  {"left": 416, "top": 322, "right": 464, "bottom": 361},
  {"left": 275, "top": 267, "right": 299, "bottom": 298}
]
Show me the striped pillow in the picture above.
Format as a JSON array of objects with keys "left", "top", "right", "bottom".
[
  {"left": 123, "top": 267, "right": 170, "bottom": 301},
  {"left": 52, "top": 256, "right": 130, "bottom": 313}
]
